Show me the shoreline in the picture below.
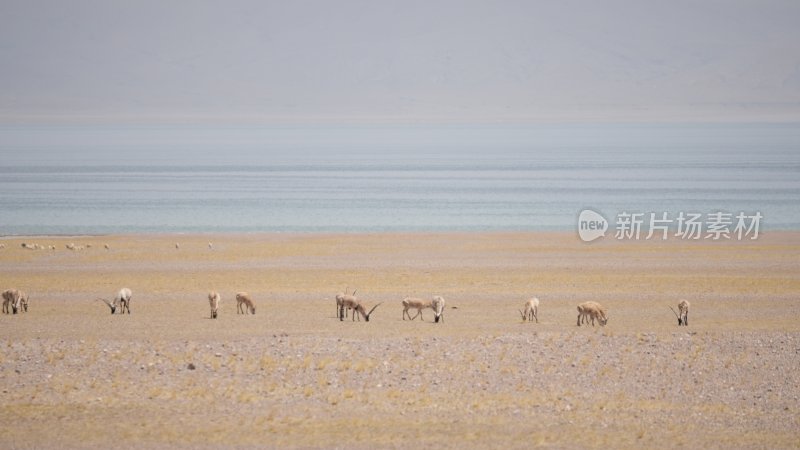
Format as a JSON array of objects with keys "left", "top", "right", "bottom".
[{"left": 2, "top": 228, "right": 797, "bottom": 238}]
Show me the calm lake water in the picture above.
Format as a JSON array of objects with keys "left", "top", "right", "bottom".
[{"left": 0, "top": 123, "right": 798, "bottom": 234}]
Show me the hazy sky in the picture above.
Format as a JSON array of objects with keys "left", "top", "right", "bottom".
[{"left": 1, "top": 0, "right": 799, "bottom": 123}]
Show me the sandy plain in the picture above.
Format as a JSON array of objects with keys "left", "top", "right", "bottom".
[{"left": 0, "top": 232, "right": 799, "bottom": 449}]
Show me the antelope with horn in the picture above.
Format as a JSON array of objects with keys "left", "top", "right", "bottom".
[
  {"left": 669, "top": 299, "right": 690, "bottom": 326},
  {"left": 518, "top": 297, "right": 539, "bottom": 323},
  {"left": 97, "top": 288, "right": 132, "bottom": 314}
]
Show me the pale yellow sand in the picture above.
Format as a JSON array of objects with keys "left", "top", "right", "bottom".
[{"left": 1, "top": 232, "right": 798, "bottom": 448}]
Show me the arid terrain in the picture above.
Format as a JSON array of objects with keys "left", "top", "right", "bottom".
[{"left": 1, "top": 232, "right": 799, "bottom": 449}]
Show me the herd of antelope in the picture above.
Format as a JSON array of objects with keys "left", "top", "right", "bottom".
[
  {"left": 1, "top": 284, "right": 691, "bottom": 328},
  {"left": 0, "top": 241, "right": 691, "bottom": 326}
]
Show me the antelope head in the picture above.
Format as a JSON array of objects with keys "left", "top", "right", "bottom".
[
  {"left": 356, "top": 302, "right": 382, "bottom": 322},
  {"left": 97, "top": 298, "right": 116, "bottom": 314}
]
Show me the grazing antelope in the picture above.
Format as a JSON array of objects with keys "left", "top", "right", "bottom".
[
  {"left": 116, "top": 288, "right": 132, "bottom": 314},
  {"left": 209, "top": 291, "right": 220, "bottom": 319},
  {"left": 97, "top": 288, "right": 132, "bottom": 314},
  {"left": 431, "top": 295, "right": 446, "bottom": 323},
  {"left": 518, "top": 297, "right": 539, "bottom": 323},
  {"left": 670, "top": 299, "right": 690, "bottom": 326},
  {"left": 236, "top": 292, "right": 256, "bottom": 315},
  {"left": 402, "top": 297, "right": 433, "bottom": 321},
  {"left": 18, "top": 291, "right": 29, "bottom": 313},
  {"left": 2, "top": 289, "right": 21, "bottom": 314},
  {"left": 577, "top": 301, "right": 607, "bottom": 327}
]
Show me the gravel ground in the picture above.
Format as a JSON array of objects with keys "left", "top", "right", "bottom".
[{"left": 1, "top": 331, "right": 798, "bottom": 449}]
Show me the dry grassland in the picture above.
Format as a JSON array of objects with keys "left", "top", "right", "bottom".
[{"left": 1, "top": 232, "right": 798, "bottom": 449}]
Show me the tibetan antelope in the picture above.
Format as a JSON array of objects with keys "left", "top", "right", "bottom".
[
  {"left": 97, "top": 288, "right": 132, "bottom": 314},
  {"left": 670, "top": 299, "right": 690, "bottom": 326},
  {"left": 519, "top": 297, "right": 539, "bottom": 323},
  {"left": 402, "top": 297, "right": 433, "bottom": 321},
  {"left": 431, "top": 295, "right": 446, "bottom": 323},
  {"left": 18, "top": 291, "right": 28, "bottom": 312},
  {"left": 577, "top": 301, "right": 607, "bottom": 326},
  {"left": 236, "top": 292, "right": 256, "bottom": 315},
  {"left": 209, "top": 291, "right": 221, "bottom": 319}
]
